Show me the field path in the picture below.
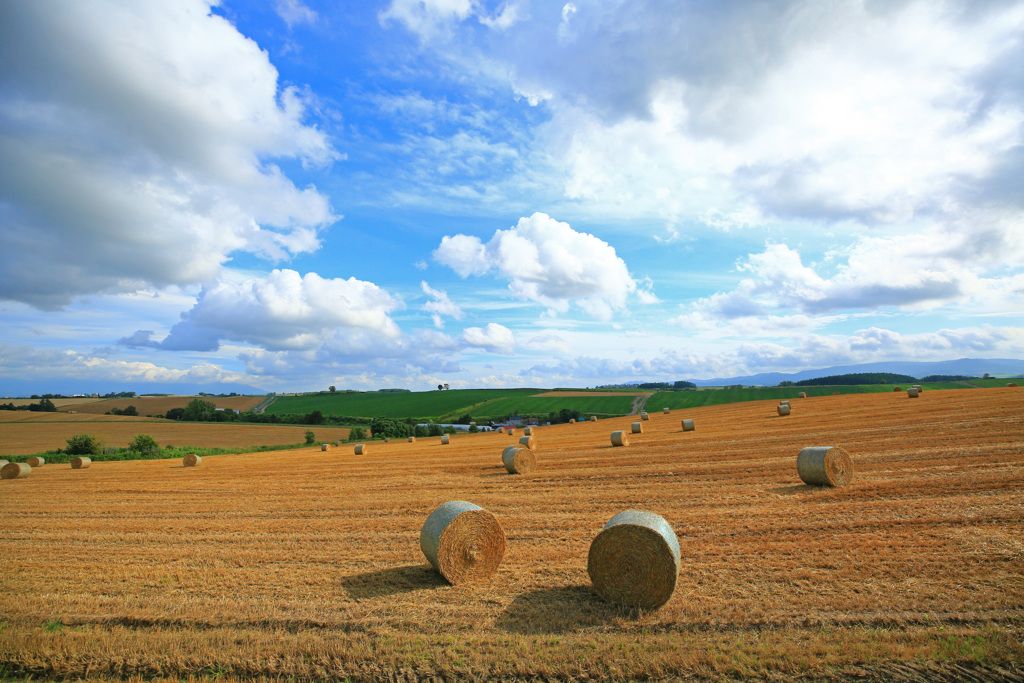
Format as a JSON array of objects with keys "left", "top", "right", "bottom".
[{"left": 630, "top": 392, "right": 653, "bottom": 414}]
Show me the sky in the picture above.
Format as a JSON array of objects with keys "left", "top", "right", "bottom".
[{"left": 1, "top": 0, "right": 1023, "bottom": 395}]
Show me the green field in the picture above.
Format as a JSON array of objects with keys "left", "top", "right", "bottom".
[{"left": 266, "top": 389, "right": 542, "bottom": 420}]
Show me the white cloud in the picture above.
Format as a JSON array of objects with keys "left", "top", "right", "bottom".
[
  {"left": 0, "top": 1, "right": 338, "bottom": 310},
  {"left": 276, "top": 0, "right": 318, "bottom": 27},
  {"left": 460, "top": 323, "right": 516, "bottom": 354},
  {"left": 434, "top": 212, "right": 643, "bottom": 319},
  {"left": 125, "top": 269, "right": 402, "bottom": 352},
  {"left": 421, "top": 281, "right": 465, "bottom": 328},
  {"left": 380, "top": 0, "right": 522, "bottom": 38}
]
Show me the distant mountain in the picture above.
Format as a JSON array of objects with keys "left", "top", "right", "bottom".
[{"left": 692, "top": 358, "right": 1024, "bottom": 387}]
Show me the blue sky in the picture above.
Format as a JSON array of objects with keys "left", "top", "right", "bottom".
[{"left": 1, "top": 0, "right": 1023, "bottom": 395}]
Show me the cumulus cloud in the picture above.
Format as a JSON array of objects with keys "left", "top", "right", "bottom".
[
  {"left": 380, "top": 0, "right": 522, "bottom": 38},
  {"left": 122, "top": 269, "right": 402, "bottom": 352},
  {"left": 460, "top": 323, "right": 515, "bottom": 354},
  {"left": 434, "top": 212, "right": 642, "bottom": 319},
  {"left": 421, "top": 281, "right": 465, "bottom": 328},
  {"left": 276, "top": 0, "right": 318, "bottom": 27},
  {"left": 0, "top": 1, "right": 338, "bottom": 309}
]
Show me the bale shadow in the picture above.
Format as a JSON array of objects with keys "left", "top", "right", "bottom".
[
  {"left": 768, "top": 483, "right": 817, "bottom": 496},
  {"left": 495, "top": 585, "right": 628, "bottom": 635},
  {"left": 340, "top": 564, "right": 446, "bottom": 600}
]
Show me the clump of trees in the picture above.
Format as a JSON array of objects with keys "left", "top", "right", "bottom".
[
  {"left": 65, "top": 433, "right": 102, "bottom": 455},
  {"left": 128, "top": 434, "right": 159, "bottom": 456},
  {"left": 106, "top": 405, "right": 138, "bottom": 416},
  {"left": 0, "top": 398, "right": 58, "bottom": 412}
]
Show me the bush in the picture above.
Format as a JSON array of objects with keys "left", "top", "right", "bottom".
[
  {"left": 348, "top": 427, "right": 367, "bottom": 441},
  {"left": 65, "top": 433, "right": 102, "bottom": 456},
  {"left": 304, "top": 430, "right": 316, "bottom": 445},
  {"left": 129, "top": 434, "right": 159, "bottom": 456}
]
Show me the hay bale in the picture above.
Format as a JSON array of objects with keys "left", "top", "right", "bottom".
[
  {"left": 641, "top": 412, "right": 649, "bottom": 421},
  {"left": 502, "top": 446, "right": 537, "bottom": 474},
  {"left": 631, "top": 422, "right": 643, "bottom": 434},
  {"left": 681, "top": 419, "right": 695, "bottom": 432},
  {"left": 779, "top": 400, "right": 790, "bottom": 407},
  {"left": 569, "top": 419, "right": 575, "bottom": 424},
  {"left": 518, "top": 435, "right": 535, "bottom": 449},
  {"left": 321, "top": 444, "right": 329, "bottom": 452},
  {"left": 420, "top": 501, "right": 506, "bottom": 585},
  {"left": 71, "top": 457, "right": 91, "bottom": 469},
  {"left": 778, "top": 404, "right": 791, "bottom": 416},
  {"left": 833, "top": 391, "right": 840, "bottom": 396},
  {"left": 590, "top": 416, "right": 597, "bottom": 422},
  {"left": 26, "top": 456, "right": 44, "bottom": 467},
  {"left": 0, "top": 459, "right": 7, "bottom": 468},
  {"left": 913, "top": 384, "right": 923, "bottom": 392},
  {"left": 354, "top": 444, "right": 366, "bottom": 455},
  {"left": 1, "top": 462, "right": 30, "bottom": 479},
  {"left": 907, "top": 388, "right": 919, "bottom": 398},
  {"left": 587, "top": 510, "right": 680, "bottom": 609},
  {"left": 183, "top": 453, "right": 201, "bottom": 467},
  {"left": 796, "top": 446, "right": 853, "bottom": 487},
  {"left": 610, "top": 430, "right": 629, "bottom": 447},
  {"left": 524, "top": 427, "right": 532, "bottom": 436},
  {"left": 334, "top": 440, "right": 341, "bottom": 447},
  {"left": 893, "top": 386, "right": 901, "bottom": 392},
  {"left": 408, "top": 436, "right": 416, "bottom": 443},
  {"left": 663, "top": 407, "right": 670, "bottom": 414},
  {"left": 798, "top": 392, "right": 807, "bottom": 398},
  {"left": 441, "top": 434, "right": 450, "bottom": 445},
  {"left": 1007, "top": 382, "right": 1018, "bottom": 388}
]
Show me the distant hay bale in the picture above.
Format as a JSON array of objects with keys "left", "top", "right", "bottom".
[
  {"left": 1007, "top": 382, "right": 1018, "bottom": 388},
  {"left": 779, "top": 400, "right": 790, "bottom": 407},
  {"left": 641, "top": 412, "right": 649, "bottom": 421},
  {"left": 321, "top": 444, "right": 329, "bottom": 452},
  {"left": 507, "top": 428, "right": 516, "bottom": 435},
  {"left": 1, "top": 462, "right": 30, "bottom": 480},
  {"left": 354, "top": 444, "right": 366, "bottom": 455},
  {"left": 797, "top": 446, "right": 853, "bottom": 487},
  {"left": 798, "top": 392, "right": 807, "bottom": 398},
  {"left": 833, "top": 391, "right": 840, "bottom": 395},
  {"left": 778, "top": 405, "right": 791, "bottom": 416},
  {"left": 907, "top": 388, "right": 919, "bottom": 398},
  {"left": 569, "top": 419, "right": 575, "bottom": 424},
  {"left": 893, "top": 386, "right": 901, "bottom": 392},
  {"left": 71, "top": 457, "right": 91, "bottom": 469},
  {"left": 183, "top": 453, "right": 201, "bottom": 467},
  {"left": 913, "top": 385, "right": 923, "bottom": 392},
  {"left": 441, "top": 434, "right": 450, "bottom": 445},
  {"left": 502, "top": 446, "right": 537, "bottom": 474},
  {"left": 681, "top": 419, "right": 695, "bottom": 432},
  {"left": 26, "top": 456, "right": 44, "bottom": 467},
  {"left": 590, "top": 416, "right": 597, "bottom": 422},
  {"left": 524, "top": 427, "right": 532, "bottom": 436},
  {"left": 408, "top": 436, "right": 416, "bottom": 443},
  {"left": 334, "top": 440, "right": 341, "bottom": 447},
  {"left": 420, "top": 501, "right": 506, "bottom": 585},
  {"left": 518, "top": 435, "right": 534, "bottom": 449},
  {"left": 587, "top": 510, "right": 680, "bottom": 609},
  {"left": 610, "top": 430, "right": 629, "bottom": 447},
  {"left": 631, "top": 422, "right": 643, "bottom": 434},
  {"left": 663, "top": 407, "right": 670, "bottom": 414}
]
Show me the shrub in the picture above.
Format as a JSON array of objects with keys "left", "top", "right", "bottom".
[
  {"left": 348, "top": 427, "right": 367, "bottom": 441},
  {"left": 129, "top": 434, "right": 159, "bottom": 456},
  {"left": 304, "top": 430, "right": 316, "bottom": 445},
  {"left": 65, "top": 433, "right": 101, "bottom": 456}
]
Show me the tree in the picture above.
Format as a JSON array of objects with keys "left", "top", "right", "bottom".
[
  {"left": 427, "top": 424, "right": 443, "bottom": 437},
  {"left": 182, "top": 398, "right": 216, "bottom": 422},
  {"left": 444, "top": 383, "right": 450, "bottom": 390},
  {"left": 36, "top": 398, "right": 58, "bottom": 412},
  {"left": 304, "top": 410, "right": 325, "bottom": 425},
  {"left": 65, "top": 433, "right": 101, "bottom": 455},
  {"left": 304, "top": 430, "right": 316, "bottom": 445},
  {"left": 122, "top": 405, "right": 138, "bottom": 416},
  {"left": 438, "top": 384, "right": 444, "bottom": 391},
  {"left": 329, "top": 385, "right": 336, "bottom": 393},
  {"left": 348, "top": 427, "right": 367, "bottom": 441},
  {"left": 165, "top": 407, "right": 185, "bottom": 420},
  {"left": 128, "top": 434, "right": 159, "bottom": 456}
]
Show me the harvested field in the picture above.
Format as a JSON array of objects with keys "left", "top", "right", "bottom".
[
  {"left": 0, "top": 413, "right": 348, "bottom": 456},
  {"left": 1, "top": 389, "right": 1023, "bottom": 681},
  {"left": 1, "top": 397, "right": 107, "bottom": 408},
  {"left": 60, "top": 395, "right": 266, "bottom": 415}
]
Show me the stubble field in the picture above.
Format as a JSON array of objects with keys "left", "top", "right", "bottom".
[{"left": 0, "top": 388, "right": 1022, "bottom": 681}]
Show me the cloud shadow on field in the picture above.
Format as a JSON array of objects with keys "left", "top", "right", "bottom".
[
  {"left": 340, "top": 564, "right": 447, "bottom": 600},
  {"left": 495, "top": 585, "right": 627, "bottom": 634}
]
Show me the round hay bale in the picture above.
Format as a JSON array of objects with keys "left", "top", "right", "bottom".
[
  {"left": 441, "top": 434, "right": 450, "bottom": 445},
  {"left": 779, "top": 400, "right": 790, "bottom": 407},
  {"left": 798, "top": 392, "right": 807, "bottom": 398},
  {"left": 0, "top": 459, "right": 7, "bottom": 468},
  {"left": 420, "top": 501, "right": 506, "bottom": 585},
  {"left": 354, "top": 444, "right": 366, "bottom": 455},
  {"left": 507, "top": 428, "right": 515, "bottom": 435},
  {"left": 610, "top": 430, "right": 629, "bottom": 447},
  {"left": 587, "top": 510, "right": 680, "bottom": 610},
  {"left": 590, "top": 415, "right": 597, "bottom": 422},
  {"left": 384, "top": 438, "right": 390, "bottom": 443},
  {"left": 893, "top": 386, "right": 901, "bottom": 392},
  {"left": 334, "top": 440, "right": 341, "bottom": 447},
  {"left": 71, "top": 457, "right": 91, "bottom": 469},
  {"left": 183, "top": 453, "right": 201, "bottom": 467},
  {"left": 569, "top": 419, "right": 575, "bottom": 424},
  {"left": 796, "top": 446, "right": 853, "bottom": 487},
  {"left": 631, "top": 422, "right": 643, "bottom": 434},
  {"left": 681, "top": 419, "right": 695, "bottom": 432},
  {"left": 321, "top": 444, "right": 329, "bottom": 452},
  {"left": 663, "top": 407, "right": 670, "bottom": 414},
  {"left": 408, "top": 436, "right": 416, "bottom": 443},
  {"left": 518, "top": 435, "right": 534, "bottom": 449},
  {"left": 1, "top": 462, "right": 30, "bottom": 479},
  {"left": 640, "top": 412, "right": 649, "bottom": 421},
  {"left": 1007, "top": 382, "right": 1018, "bottom": 388},
  {"left": 524, "top": 426, "right": 532, "bottom": 436},
  {"left": 502, "top": 446, "right": 537, "bottom": 474},
  {"left": 26, "top": 456, "right": 44, "bottom": 467},
  {"left": 907, "top": 388, "right": 919, "bottom": 398},
  {"left": 833, "top": 391, "right": 840, "bottom": 396},
  {"left": 913, "top": 385, "right": 923, "bottom": 392},
  {"left": 777, "top": 404, "right": 791, "bottom": 416}
]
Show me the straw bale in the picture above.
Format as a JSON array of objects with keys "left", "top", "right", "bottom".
[
  {"left": 907, "top": 388, "right": 919, "bottom": 398},
  {"left": 590, "top": 416, "right": 597, "bottom": 422},
  {"left": 780, "top": 400, "right": 790, "bottom": 407},
  {"left": 71, "top": 457, "right": 91, "bottom": 469},
  {"left": 420, "top": 501, "right": 506, "bottom": 585},
  {"left": 893, "top": 386, "right": 901, "bottom": 391},
  {"left": 0, "top": 459, "right": 7, "bottom": 468},
  {"left": 183, "top": 453, "right": 201, "bottom": 467},
  {"left": 1, "top": 462, "right": 30, "bottom": 479},
  {"left": 798, "top": 392, "right": 807, "bottom": 398},
  {"left": 321, "top": 444, "right": 329, "bottom": 452},
  {"left": 610, "top": 430, "right": 629, "bottom": 447},
  {"left": 833, "top": 391, "right": 840, "bottom": 395},
  {"left": 524, "top": 427, "right": 532, "bottom": 436},
  {"left": 26, "top": 456, "right": 44, "bottom": 467},
  {"left": 587, "top": 510, "right": 680, "bottom": 609},
  {"left": 441, "top": 434, "right": 450, "bottom": 445},
  {"left": 354, "top": 444, "right": 366, "bottom": 455},
  {"left": 569, "top": 419, "right": 575, "bottom": 424},
  {"left": 797, "top": 446, "right": 853, "bottom": 487},
  {"left": 518, "top": 435, "right": 534, "bottom": 449},
  {"left": 681, "top": 419, "right": 695, "bottom": 432},
  {"left": 1007, "top": 382, "right": 1018, "bottom": 387},
  {"left": 777, "top": 404, "right": 791, "bottom": 416},
  {"left": 502, "top": 446, "right": 537, "bottom": 474},
  {"left": 913, "top": 385, "right": 923, "bottom": 392},
  {"left": 641, "top": 412, "right": 649, "bottom": 421},
  {"left": 631, "top": 422, "right": 643, "bottom": 434},
  {"left": 663, "top": 407, "right": 670, "bottom": 414},
  {"left": 408, "top": 436, "right": 416, "bottom": 443}
]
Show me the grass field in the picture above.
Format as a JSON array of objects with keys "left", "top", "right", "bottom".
[
  {"left": 58, "top": 395, "right": 267, "bottom": 416},
  {"left": 1, "top": 387, "right": 1022, "bottom": 680},
  {"left": 0, "top": 413, "right": 349, "bottom": 457},
  {"left": 267, "top": 388, "right": 544, "bottom": 420}
]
